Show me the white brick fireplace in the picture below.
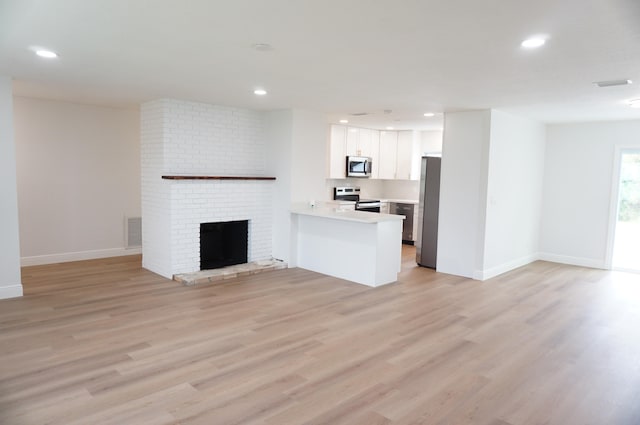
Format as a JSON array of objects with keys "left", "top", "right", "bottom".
[{"left": 141, "top": 99, "right": 273, "bottom": 279}]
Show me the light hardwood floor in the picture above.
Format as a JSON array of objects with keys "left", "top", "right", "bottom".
[{"left": 1, "top": 247, "right": 640, "bottom": 425}]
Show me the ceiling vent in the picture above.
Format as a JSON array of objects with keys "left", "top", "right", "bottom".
[
  {"left": 350, "top": 112, "right": 369, "bottom": 116},
  {"left": 594, "top": 79, "right": 632, "bottom": 87}
]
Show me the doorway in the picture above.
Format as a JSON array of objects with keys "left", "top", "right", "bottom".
[{"left": 612, "top": 150, "right": 640, "bottom": 272}]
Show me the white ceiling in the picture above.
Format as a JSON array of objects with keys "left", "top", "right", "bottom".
[{"left": 1, "top": 0, "right": 640, "bottom": 130}]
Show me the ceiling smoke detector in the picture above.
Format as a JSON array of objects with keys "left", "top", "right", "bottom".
[{"left": 594, "top": 79, "right": 633, "bottom": 87}]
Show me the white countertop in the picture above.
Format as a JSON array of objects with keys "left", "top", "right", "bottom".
[
  {"left": 323, "top": 199, "right": 418, "bottom": 205},
  {"left": 324, "top": 200, "right": 356, "bottom": 206},
  {"left": 381, "top": 199, "right": 419, "bottom": 205},
  {"left": 291, "top": 205, "right": 405, "bottom": 223}
]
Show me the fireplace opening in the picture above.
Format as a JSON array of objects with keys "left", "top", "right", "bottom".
[{"left": 200, "top": 220, "right": 248, "bottom": 270}]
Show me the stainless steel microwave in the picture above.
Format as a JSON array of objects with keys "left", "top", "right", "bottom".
[{"left": 346, "top": 156, "right": 372, "bottom": 177}]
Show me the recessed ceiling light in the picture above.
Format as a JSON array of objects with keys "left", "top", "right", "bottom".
[
  {"left": 254, "top": 89, "right": 267, "bottom": 96},
  {"left": 521, "top": 37, "right": 546, "bottom": 49},
  {"left": 386, "top": 126, "right": 394, "bottom": 130},
  {"left": 423, "top": 112, "right": 435, "bottom": 117},
  {"left": 629, "top": 99, "right": 640, "bottom": 108},
  {"left": 252, "top": 43, "right": 273, "bottom": 52},
  {"left": 35, "top": 49, "right": 58, "bottom": 58},
  {"left": 339, "top": 119, "right": 349, "bottom": 124}
]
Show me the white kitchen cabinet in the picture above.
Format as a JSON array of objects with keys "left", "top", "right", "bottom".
[
  {"left": 346, "top": 127, "right": 379, "bottom": 158},
  {"left": 377, "top": 130, "right": 420, "bottom": 180},
  {"left": 358, "top": 128, "right": 373, "bottom": 157},
  {"left": 378, "top": 131, "right": 398, "bottom": 179},
  {"left": 372, "top": 130, "right": 382, "bottom": 179},
  {"left": 345, "top": 127, "right": 359, "bottom": 156},
  {"left": 329, "top": 124, "right": 419, "bottom": 181},
  {"left": 330, "top": 125, "right": 381, "bottom": 179},
  {"left": 329, "top": 125, "right": 347, "bottom": 178},
  {"left": 360, "top": 129, "right": 380, "bottom": 178},
  {"left": 396, "top": 131, "right": 413, "bottom": 180}
]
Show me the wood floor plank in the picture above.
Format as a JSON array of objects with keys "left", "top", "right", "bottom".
[{"left": 1, "top": 248, "right": 639, "bottom": 424}]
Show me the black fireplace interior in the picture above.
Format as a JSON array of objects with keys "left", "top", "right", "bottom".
[{"left": 200, "top": 220, "right": 248, "bottom": 270}]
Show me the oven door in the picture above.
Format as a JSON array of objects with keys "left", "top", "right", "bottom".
[{"left": 356, "top": 202, "right": 381, "bottom": 213}]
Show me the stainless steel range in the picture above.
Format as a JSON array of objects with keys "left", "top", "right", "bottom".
[{"left": 333, "top": 187, "right": 381, "bottom": 213}]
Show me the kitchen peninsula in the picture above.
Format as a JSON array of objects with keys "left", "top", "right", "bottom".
[{"left": 290, "top": 205, "right": 404, "bottom": 287}]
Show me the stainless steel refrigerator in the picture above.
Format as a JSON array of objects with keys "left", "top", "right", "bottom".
[{"left": 416, "top": 156, "right": 441, "bottom": 268}]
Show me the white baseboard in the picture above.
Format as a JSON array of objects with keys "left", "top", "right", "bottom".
[
  {"left": 538, "top": 253, "right": 606, "bottom": 270},
  {"left": 21, "top": 247, "right": 142, "bottom": 267},
  {"left": 0, "top": 284, "right": 23, "bottom": 299},
  {"left": 473, "top": 253, "right": 540, "bottom": 281}
]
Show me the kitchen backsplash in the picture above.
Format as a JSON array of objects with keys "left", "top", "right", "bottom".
[
  {"left": 326, "top": 178, "right": 419, "bottom": 201},
  {"left": 380, "top": 179, "right": 420, "bottom": 200}
]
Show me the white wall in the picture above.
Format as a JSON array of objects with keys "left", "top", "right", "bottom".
[
  {"left": 140, "top": 100, "right": 172, "bottom": 277},
  {"left": 438, "top": 110, "right": 546, "bottom": 280},
  {"left": 380, "top": 180, "right": 420, "bottom": 201},
  {"left": 420, "top": 130, "right": 444, "bottom": 155},
  {"left": 0, "top": 76, "right": 23, "bottom": 299},
  {"left": 291, "top": 110, "right": 328, "bottom": 204},
  {"left": 141, "top": 99, "right": 273, "bottom": 278},
  {"left": 265, "top": 110, "right": 294, "bottom": 263},
  {"left": 265, "top": 109, "right": 328, "bottom": 265},
  {"left": 13, "top": 97, "right": 140, "bottom": 265},
  {"left": 541, "top": 120, "right": 640, "bottom": 268},
  {"left": 437, "top": 110, "right": 491, "bottom": 278},
  {"left": 481, "top": 110, "right": 546, "bottom": 279}
]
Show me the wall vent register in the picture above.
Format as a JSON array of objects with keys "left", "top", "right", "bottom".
[{"left": 125, "top": 216, "right": 142, "bottom": 248}]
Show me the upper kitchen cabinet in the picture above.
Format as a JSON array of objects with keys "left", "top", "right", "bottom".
[
  {"left": 345, "top": 126, "right": 359, "bottom": 156},
  {"left": 328, "top": 124, "right": 428, "bottom": 180},
  {"left": 379, "top": 130, "right": 417, "bottom": 180},
  {"left": 329, "top": 124, "right": 347, "bottom": 178},
  {"left": 396, "top": 131, "right": 414, "bottom": 180},
  {"left": 378, "top": 130, "right": 398, "bottom": 179},
  {"left": 346, "top": 127, "right": 379, "bottom": 159},
  {"left": 358, "top": 128, "right": 380, "bottom": 178},
  {"left": 329, "top": 124, "right": 380, "bottom": 179}
]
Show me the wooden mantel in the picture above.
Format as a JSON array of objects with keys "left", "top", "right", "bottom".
[{"left": 162, "top": 175, "right": 276, "bottom": 181}]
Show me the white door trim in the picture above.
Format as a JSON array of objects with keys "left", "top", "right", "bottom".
[{"left": 605, "top": 146, "right": 640, "bottom": 269}]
